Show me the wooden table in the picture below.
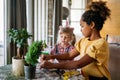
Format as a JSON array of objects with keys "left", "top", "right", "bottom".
[{"left": 0, "top": 64, "right": 84, "bottom": 80}]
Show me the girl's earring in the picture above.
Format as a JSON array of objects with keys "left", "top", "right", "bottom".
[{"left": 91, "top": 22, "right": 95, "bottom": 29}]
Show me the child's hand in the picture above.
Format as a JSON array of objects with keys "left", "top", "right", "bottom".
[
  {"left": 40, "top": 60, "right": 54, "bottom": 69},
  {"left": 40, "top": 54, "right": 46, "bottom": 62},
  {"left": 40, "top": 54, "right": 51, "bottom": 61}
]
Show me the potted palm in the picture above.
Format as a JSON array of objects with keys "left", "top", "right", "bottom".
[
  {"left": 24, "top": 40, "right": 45, "bottom": 79},
  {"left": 8, "top": 28, "right": 32, "bottom": 76}
]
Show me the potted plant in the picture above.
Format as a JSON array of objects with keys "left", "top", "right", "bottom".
[
  {"left": 8, "top": 28, "right": 32, "bottom": 76},
  {"left": 24, "top": 40, "right": 45, "bottom": 79}
]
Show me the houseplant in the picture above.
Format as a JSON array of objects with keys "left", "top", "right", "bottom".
[
  {"left": 8, "top": 28, "right": 32, "bottom": 76},
  {"left": 24, "top": 40, "right": 45, "bottom": 79}
]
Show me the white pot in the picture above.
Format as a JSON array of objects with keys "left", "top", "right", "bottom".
[{"left": 12, "top": 57, "right": 25, "bottom": 76}]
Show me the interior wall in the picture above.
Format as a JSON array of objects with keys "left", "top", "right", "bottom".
[{"left": 100, "top": 0, "right": 120, "bottom": 37}]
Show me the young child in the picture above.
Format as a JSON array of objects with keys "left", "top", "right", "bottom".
[
  {"left": 41, "top": 1, "right": 111, "bottom": 80},
  {"left": 50, "top": 25, "right": 75, "bottom": 62}
]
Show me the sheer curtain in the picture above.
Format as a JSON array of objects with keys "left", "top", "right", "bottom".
[
  {"left": 34, "top": 0, "right": 48, "bottom": 41},
  {"left": 33, "top": 0, "right": 62, "bottom": 47}
]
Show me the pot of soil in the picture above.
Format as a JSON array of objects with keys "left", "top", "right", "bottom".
[{"left": 24, "top": 64, "right": 36, "bottom": 79}]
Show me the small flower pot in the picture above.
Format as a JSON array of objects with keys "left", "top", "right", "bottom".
[
  {"left": 24, "top": 65, "right": 36, "bottom": 79},
  {"left": 12, "top": 57, "right": 24, "bottom": 76}
]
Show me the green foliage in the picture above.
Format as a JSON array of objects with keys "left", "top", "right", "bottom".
[
  {"left": 25, "top": 41, "right": 44, "bottom": 66},
  {"left": 8, "top": 28, "right": 32, "bottom": 48},
  {"left": 7, "top": 28, "right": 32, "bottom": 59}
]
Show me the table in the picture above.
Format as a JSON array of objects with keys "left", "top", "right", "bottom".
[{"left": 0, "top": 64, "right": 84, "bottom": 80}]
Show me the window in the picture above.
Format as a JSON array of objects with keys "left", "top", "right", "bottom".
[{"left": 62, "top": 0, "right": 88, "bottom": 41}]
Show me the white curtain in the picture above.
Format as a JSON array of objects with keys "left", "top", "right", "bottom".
[{"left": 34, "top": 0, "right": 48, "bottom": 42}]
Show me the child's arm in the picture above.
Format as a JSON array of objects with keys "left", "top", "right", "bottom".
[
  {"left": 41, "top": 54, "right": 94, "bottom": 69},
  {"left": 41, "top": 48, "right": 79, "bottom": 61}
]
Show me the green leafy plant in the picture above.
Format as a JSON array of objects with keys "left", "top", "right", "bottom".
[
  {"left": 25, "top": 40, "right": 44, "bottom": 66},
  {"left": 8, "top": 28, "right": 32, "bottom": 59}
]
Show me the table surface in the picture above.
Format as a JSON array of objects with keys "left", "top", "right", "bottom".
[{"left": 0, "top": 64, "right": 84, "bottom": 80}]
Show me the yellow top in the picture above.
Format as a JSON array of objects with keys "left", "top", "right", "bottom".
[{"left": 75, "top": 38, "right": 111, "bottom": 80}]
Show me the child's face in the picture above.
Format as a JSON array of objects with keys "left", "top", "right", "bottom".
[
  {"left": 80, "top": 20, "right": 93, "bottom": 38},
  {"left": 60, "top": 33, "right": 71, "bottom": 45}
]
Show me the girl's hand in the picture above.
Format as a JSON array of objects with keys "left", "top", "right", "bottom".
[
  {"left": 40, "top": 60, "right": 54, "bottom": 69},
  {"left": 40, "top": 54, "right": 51, "bottom": 61}
]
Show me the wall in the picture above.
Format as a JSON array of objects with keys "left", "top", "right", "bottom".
[{"left": 100, "top": 0, "right": 120, "bottom": 37}]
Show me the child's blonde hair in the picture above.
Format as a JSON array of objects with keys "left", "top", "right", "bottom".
[
  {"left": 59, "top": 25, "right": 74, "bottom": 35},
  {"left": 57, "top": 25, "right": 76, "bottom": 46}
]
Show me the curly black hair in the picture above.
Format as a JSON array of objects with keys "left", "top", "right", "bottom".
[{"left": 81, "top": 1, "right": 111, "bottom": 31}]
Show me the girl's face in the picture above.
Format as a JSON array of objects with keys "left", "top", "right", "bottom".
[
  {"left": 80, "top": 19, "right": 93, "bottom": 38},
  {"left": 60, "top": 33, "right": 71, "bottom": 45}
]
